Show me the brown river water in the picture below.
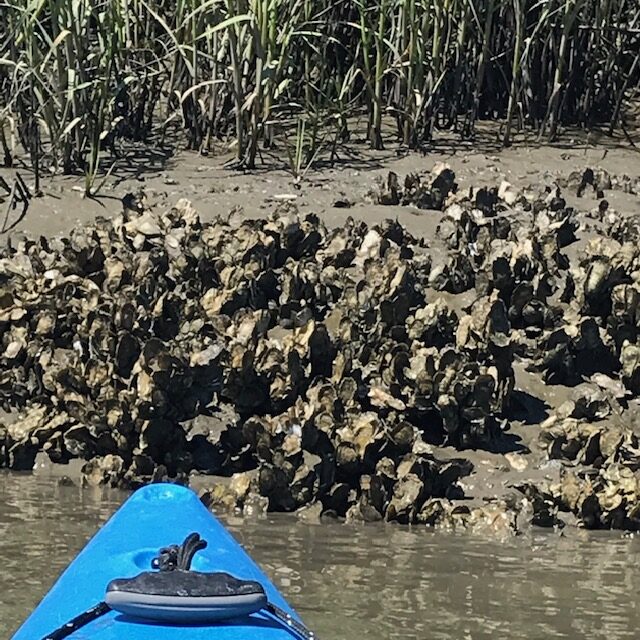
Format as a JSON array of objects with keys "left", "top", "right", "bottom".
[{"left": 1, "top": 472, "right": 639, "bottom": 640}]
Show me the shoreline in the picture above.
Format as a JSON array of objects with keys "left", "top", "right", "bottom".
[{"left": 2, "top": 140, "right": 640, "bottom": 536}]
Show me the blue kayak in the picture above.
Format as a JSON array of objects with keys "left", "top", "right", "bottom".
[{"left": 13, "top": 483, "right": 307, "bottom": 640}]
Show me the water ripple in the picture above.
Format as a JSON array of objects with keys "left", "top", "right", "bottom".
[{"left": 2, "top": 473, "right": 640, "bottom": 639}]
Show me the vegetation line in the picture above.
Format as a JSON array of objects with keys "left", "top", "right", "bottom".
[{"left": 0, "top": 0, "right": 638, "bottom": 192}]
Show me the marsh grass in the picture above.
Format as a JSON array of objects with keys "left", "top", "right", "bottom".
[{"left": 0, "top": 0, "right": 638, "bottom": 192}]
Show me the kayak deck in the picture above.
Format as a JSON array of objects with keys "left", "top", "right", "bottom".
[{"left": 13, "top": 483, "right": 302, "bottom": 639}]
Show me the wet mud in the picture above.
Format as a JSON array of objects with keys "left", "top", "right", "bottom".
[{"left": 2, "top": 142, "right": 640, "bottom": 535}]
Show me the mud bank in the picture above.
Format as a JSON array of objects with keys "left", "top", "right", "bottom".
[{"left": 1, "top": 141, "right": 640, "bottom": 535}]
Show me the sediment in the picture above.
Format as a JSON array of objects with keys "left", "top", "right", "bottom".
[{"left": 2, "top": 163, "right": 640, "bottom": 534}]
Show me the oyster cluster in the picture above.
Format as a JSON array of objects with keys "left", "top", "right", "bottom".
[
  {"left": 0, "top": 198, "right": 515, "bottom": 523},
  {"left": 517, "top": 409, "right": 640, "bottom": 530},
  {"left": 368, "top": 163, "right": 640, "bottom": 531},
  {"left": 559, "top": 168, "right": 640, "bottom": 197},
  {"left": 510, "top": 376, "right": 640, "bottom": 530},
  {"left": 2, "top": 159, "right": 640, "bottom": 533},
  {"left": 366, "top": 163, "right": 457, "bottom": 209}
]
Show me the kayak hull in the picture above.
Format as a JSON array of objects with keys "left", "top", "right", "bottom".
[{"left": 12, "top": 483, "right": 300, "bottom": 640}]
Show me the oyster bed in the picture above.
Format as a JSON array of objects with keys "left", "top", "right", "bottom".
[{"left": 2, "top": 164, "right": 640, "bottom": 534}]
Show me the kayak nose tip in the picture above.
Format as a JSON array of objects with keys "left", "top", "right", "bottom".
[{"left": 131, "top": 483, "right": 197, "bottom": 504}]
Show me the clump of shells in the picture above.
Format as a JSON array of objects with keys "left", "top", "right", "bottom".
[
  {"left": 520, "top": 378, "right": 640, "bottom": 530},
  {"left": 366, "top": 163, "right": 457, "bottom": 209},
  {"left": 0, "top": 196, "right": 515, "bottom": 523},
  {"left": 3, "top": 160, "right": 640, "bottom": 532}
]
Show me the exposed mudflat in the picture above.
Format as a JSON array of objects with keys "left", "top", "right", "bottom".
[
  {"left": 2, "top": 133, "right": 640, "bottom": 535},
  {"left": 3, "top": 134, "right": 640, "bottom": 239}
]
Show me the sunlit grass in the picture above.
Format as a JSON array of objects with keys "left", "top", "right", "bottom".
[{"left": 0, "top": 0, "right": 638, "bottom": 193}]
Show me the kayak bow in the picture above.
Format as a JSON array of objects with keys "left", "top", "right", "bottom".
[{"left": 13, "top": 483, "right": 313, "bottom": 640}]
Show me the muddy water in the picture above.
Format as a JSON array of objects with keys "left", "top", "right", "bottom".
[{"left": 2, "top": 473, "right": 639, "bottom": 640}]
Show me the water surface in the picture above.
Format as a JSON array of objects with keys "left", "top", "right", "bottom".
[{"left": 1, "top": 473, "right": 639, "bottom": 639}]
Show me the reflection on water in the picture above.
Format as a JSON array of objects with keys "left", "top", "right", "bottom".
[{"left": 1, "top": 472, "right": 639, "bottom": 639}]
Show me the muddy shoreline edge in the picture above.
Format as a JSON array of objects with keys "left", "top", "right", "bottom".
[{"left": 2, "top": 143, "right": 640, "bottom": 537}]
